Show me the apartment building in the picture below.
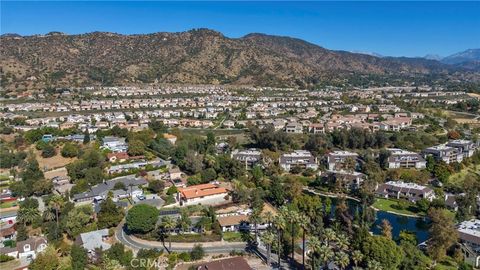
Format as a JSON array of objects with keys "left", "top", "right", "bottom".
[
  {"left": 457, "top": 219, "right": 480, "bottom": 268},
  {"left": 423, "top": 145, "right": 463, "bottom": 164},
  {"left": 327, "top": 151, "right": 359, "bottom": 171},
  {"left": 447, "top": 140, "right": 477, "bottom": 159},
  {"left": 387, "top": 148, "right": 427, "bottom": 169},
  {"left": 375, "top": 181, "right": 436, "bottom": 202},
  {"left": 279, "top": 150, "right": 318, "bottom": 172},
  {"left": 231, "top": 148, "right": 262, "bottom": 168}
]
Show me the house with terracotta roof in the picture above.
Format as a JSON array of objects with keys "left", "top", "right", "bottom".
[{"left": 177, "top": 183, "right": 229, "bottom": 206}]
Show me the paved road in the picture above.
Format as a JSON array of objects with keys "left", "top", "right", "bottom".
[{"left": 115, "top": 225, "right": 247, "bottom": 253}]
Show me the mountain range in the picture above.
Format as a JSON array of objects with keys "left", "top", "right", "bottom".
[{"left": 0, "top": 29, "right": 478, "bottom": 90}]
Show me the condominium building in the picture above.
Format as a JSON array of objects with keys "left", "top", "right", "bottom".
[
  {"left": 375, "top": 181, "right": 436, "bottom": 202},
  {"left": 447, "top": 140, "right": 477, "bottom": 159},
  {"left": 279, "top": 150, "right": 318, "bottom": 172},
  {"left": 386, "top": 148, "right": 426, "bottom": 169},
  {"left": 231, "top": 148, "right": 262, "bottom": 168},
  {"left": 326, "top": 151, "right": 359, "bottom": 171},
  {"left": 423, "top": 145, "right": 463, "bottom": 164}
]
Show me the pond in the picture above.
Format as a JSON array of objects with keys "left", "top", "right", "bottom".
[{"left": 319, "top": 194, "right": 431, "bottom": 243}]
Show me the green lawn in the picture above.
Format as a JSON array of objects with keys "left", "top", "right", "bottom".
[
  {"left": 372, "top": 198, "right": 421, "bottom": 216},
  {"left": 0, "top": 201, "right": 18, "bottom": 209},
  {"left": 222, "top": 231, "right": 243, "bottom": 242},
  {"left": 373, "top": 198, "right": 455, "bottom": 219}
]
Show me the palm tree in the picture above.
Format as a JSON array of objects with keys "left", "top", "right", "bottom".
[
  {"left": 287, "top": 209, "right": 300, "bottom": 262},
  {"left": 262, "top": 211, "right": 274, "bottom": 229},
  {"left": 352, "top": 250, "right": 364, "bottom": 267},
  {"left": 17, "top": 207, "right": 40, "bottom": 225},
  {"left": 317, "top": 244, "right": 334, "bottom": 269},
  {"left": 48, "top": 195, "right": 64, "bottom": 227},
  {"left": 298, "top": 214, "right": 310, "bottom": 269},
  {"left": 367, "top": 260, "right": 383, "bottom": 270},
  {"left": 273, "top": 212, "right": 286, "bottom": 267},
  {"left": 260, "top": 230, "right": 276, "bottom": 267},
  {"left": 335, "top": 233, "right": 349, "bottom": 251},
  {"left": 161, "top": 216, "right": 177, "bottom": 252},
  {"left": 249, "top": 207, "right": 262, "bottom": 243},
  {"left": 335, "top": 251, "right": 350, "bottom": 270},
  {"left": 308, "top": 236, "right": 321, "bottom": 270},
  {"left": 323, "top": 228, "right": 337, "bottom": 246}
]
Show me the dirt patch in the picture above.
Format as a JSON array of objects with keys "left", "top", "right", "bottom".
[{"left": 31, "top": 146, "right": 77, "bottom": 171}]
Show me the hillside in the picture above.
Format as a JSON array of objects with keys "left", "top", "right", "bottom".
[{"left": 0, "top": 29, "right": 466, "bottom": 90}]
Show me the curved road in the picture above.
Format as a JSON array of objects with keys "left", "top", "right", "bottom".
[{"left": 115, "top": 224, "right": 247, "bottom": 253}]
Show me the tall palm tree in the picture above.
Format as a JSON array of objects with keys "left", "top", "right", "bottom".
[
  {"left": 249, "top": 207, "right": 262, "bottom": 243},
  {"left": 335, "top": 251, "right": 350, "bottom": 270},
  {"left": 17, "top": 207, "right": 40, "bottom": 225},
  {"left": 161, "top": 216, "right": 177, "bottom": 252},
  {"left": 287, "top": 209, "right": 300, "bottom": 262},
  {"left": 322, "top": 228, "right": 337, "bottom": 246},
  {"left": 298, "top": 214, "right": 310, "bottom": 269},
  {"left": 260, "top": 230, "right": 276, "bottom": 267},
  {"left": 308, "top": 236, "right": 321, "bottom": 270},
  {"left": 273, "top": 212, "right": 286, "bottom": 267},
  {"left": 48, "top": 195, "right": 64, "bottom": 227},
  {"left": 352, "top": 250, "right": 364, "bottom": 267},
  {"left": 317, "top": 244, "right": 334, "bottom": 269}
]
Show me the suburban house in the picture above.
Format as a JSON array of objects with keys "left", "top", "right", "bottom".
[
  {"left": 386, "top": 148, "right": 427, "bottom": 169},
  {"left": 195, "top": 257, "right": 253, "bottom": 270},
  {"left": 0, "top": 224, "right": 16, "bottom": 242},
  {"left": 285, "top": 122, "right": 303, "bottom": 133},
  {"left": 423, "top": 144, "right": 463, "bottom": 164},
  {"left": 217, "top": 214, "right": 249, "bottom": 232},
  {"left": 446, "top": 140, "right": 477, "bottom": 158},
  {"left": 279, "top": 150, "right": 318, "bottom": 172},
  {"left": 231, "top": 148, "right": 262, "bottom": 168},
  {"left": 73, "top": 175, "right": 147, "bottom": 203},
  {"left": 308, "top": 123, "right": 325, "bottom": 134},
  {"left": 375, "top": 181, "right": 436, "bottom": 202},
  {"left": 75, "top": 229, "right": 111, "bottom": 253},
  {"left": 0, "top": 237, "right": 47, "bottom": 260},
  {"left": 101, "top": 136, "right": 128, "bottom": 153},
  {"left": 457, "top": 219, "right": 480, "bottom": 268},
  {"left": 327, "top": 151, "right": 359, "bottom": 171},
  {"left": 177, "top": 183, "right": 229, "bottom": 206}
]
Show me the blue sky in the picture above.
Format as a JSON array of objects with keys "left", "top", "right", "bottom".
[{"left": 1, "top": 1, "right": 479, "bottom": 57}]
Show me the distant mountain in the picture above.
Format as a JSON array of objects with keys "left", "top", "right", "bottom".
[
  {"left": 350, "top": 51, "right": 383, "bottom": 58},
  {"left": 424, "top": 54, "right": 443, "bottom": 61},
  {"left": 0, "top": 29, "right": 471, "bottom": 90},
  {"left": 441, "top": 49, "right": 480, "bottom": 64}
]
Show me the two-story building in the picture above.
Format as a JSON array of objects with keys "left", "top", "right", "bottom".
[
  {"left": 327, "top": 151, "right": 359, "bottom": 171},
  {"left": 375, "top": 181, "right": 436, "bottom": 202},
  {"left": 231, "top": 148, "right": 262, "bottom": 169},
  {"left": 279, "top": 150, "right": 318, "bottom": 172},
  {"left": 387, "top": 148, "right": 427, "bottom": 169},
  {"left": 423, "top": 145, "right": 463, "bottom": 164}
]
